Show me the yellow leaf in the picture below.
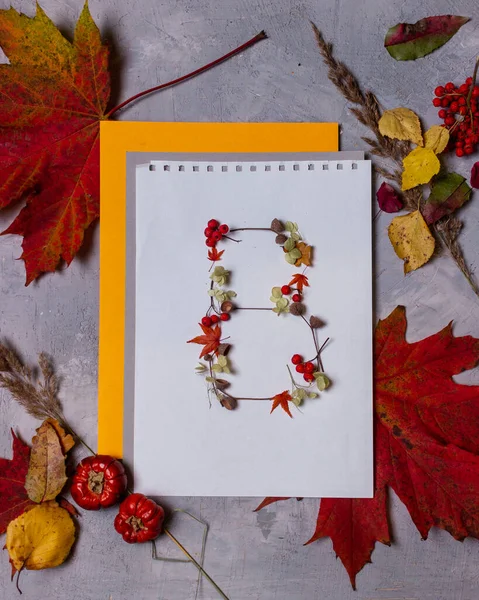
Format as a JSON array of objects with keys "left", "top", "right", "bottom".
[
  {"left": 401, "top": 147, "right": 440, "bottom": 191},
  {"left": 424, "top": 125, "right": 450, "bottom": 154},
  {"left": 6, "top": 504, "right": 75, "bottom": 573},
  {"left": 388, "top": 210, "right": 435, "bottom": 273},
  {"left": 25, "top": 420, "right": 68, "bottom": 503},
  {"left": 378, "top": 107, "right": 423, "bottom": 146},
  {"left": 294, "top": 242, "right": 313, "bottom": 267},
  {"left": 44, "top": 418, "right": 75, "bottom": 454}
]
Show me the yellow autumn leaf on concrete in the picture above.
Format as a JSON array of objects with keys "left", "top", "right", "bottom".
[
  {"left": 378, "top": 107, "right": 423, "bottom": 146},
  {"left": 6, "top": 503, "right": 75, "bottom": 574},
  {"left": 388, "top": 210, "right": 435, "bottom": 273},
  {"left": 424, "top": 125, "right": 450, "bottom": 154},
  {"left": 401, "top": 147, "right": 440, "bottom": 191}
]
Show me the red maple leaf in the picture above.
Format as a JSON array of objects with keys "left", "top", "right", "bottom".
[
  {"left": 270, "top": 390, "right": 293, "bottom": 418},
  {"left": 257, "top": 306, "right": 479, "bottom": 588},
  {"left": 0, "top": 430, "right": 34, "bottom": 533},
  {"left": 207, "top": 248, "right": 224, "bottom": 262},
  {"left": 288, "top": 273, "right": 309, "bottom": 292},
  {"left": 0, "top": 3, "right": 109, "bottom": 284},
  {"left": 187, "top": 323, "right": 222, "bottom": 358}
]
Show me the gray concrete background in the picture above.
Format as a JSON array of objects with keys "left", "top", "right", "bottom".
[{"left": 1, "top": 0, "right": 479, "bottom": 598}]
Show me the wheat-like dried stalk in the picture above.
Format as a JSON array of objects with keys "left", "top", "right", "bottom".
[{"left": 311, "top": 22, "right": 478, "bottom": 298}]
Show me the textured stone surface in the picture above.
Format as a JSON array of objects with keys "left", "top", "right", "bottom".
[{"left": 1, "top": 0, "right": 479, "bottom": 598}]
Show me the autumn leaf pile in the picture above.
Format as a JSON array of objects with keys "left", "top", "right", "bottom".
[
  {"left": 1, "top": 420, "right": 77, "bottom": 580},
  {"left": 0, "top": 3, "right": 110, "bottom": 284},
  {"left": 257, "top": 306, "right": 479, "bottom": 588}
]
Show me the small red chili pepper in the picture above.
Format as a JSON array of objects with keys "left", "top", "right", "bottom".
[
  {"left": 114, "top": 493, "right": 164, "bottom": 543},
  {"left": 70, "top": 454, "right": 127, "bottom": 510}
]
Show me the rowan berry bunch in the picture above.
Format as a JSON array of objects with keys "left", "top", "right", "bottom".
[
  {"left": 433, "top": 77, "right": 479, "bottom": 157},
  {"left": 204, "top": 218, "right": 229, "bottom": 247},
  {"left": 291, "top": 354, "right": 315, "bottom": 383}
]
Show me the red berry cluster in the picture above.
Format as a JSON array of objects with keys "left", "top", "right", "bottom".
[
  {"left": 204, "top": 219, "right": 229, "bottom": 247},
  {"left": 433, "top": 79, "right": 479, "bottom": 157},
  {"left": 280, "top": 284, "right": 302, "bottom": 303},
  {"left": 291, "top": 354, "right": 315, "bottom": 383},
  {"left": 201, "top": 312, "right": 229, "bottom": 327}
]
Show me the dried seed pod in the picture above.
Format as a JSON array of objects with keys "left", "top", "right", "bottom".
[
  {"left": 275, "top": 233, "right": 288, "bottom": 245},
  {"left": 220, "top": 396, "right": 237, "bottom": 410},
  {"left": 215, "top": 378, "right": 231, "bottom": 390},
  {"left": 271, "top": 218, "right": 285, "bottom": 233},
  {"left": 309, "top": 316, "right": 324, "bottom": 329},
  {"left": 220, "top": 300, "right": 235, "bottom": 313},
  {"left": 290, "top": 302, "right": 306, "bottom": 316},
  {"left": 203, "top": 354, "right": 213, "bottom": 362},
  {"left": 217, "top": 343, "right": 231, "bottom": 356}
]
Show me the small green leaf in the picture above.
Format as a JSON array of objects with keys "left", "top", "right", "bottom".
[
  {"left": 284, "top": 237, "right": 296, "bottom": 251},
  {"left": 276, "top": 298, "right": 289, "bottom": 309},
  {"left": 271, "top": 287, "right": 282, "bottom": 299},
  {"left": 291, "top": 232, "right": 301, "bottom": 242},
  {"left": 314, "top": 373, "right": 330, "bottom": 391},
  {"left": 285, "top": 248, "right": 302, "bottom": 264},
  {"left": 308, "top": 392, "right": 318, "bottom": 398},
  {"left": 205, "top": 376, "right": 215, "bottom": 383},
  {"left": 217, "top": 355, "right": 228, "bottom": 367},
  {"left": 222, "top": 367, "right": 231, "bottom": 374},
  {"left": 195, "top": 363, "right": 207, "bottom": 372},
  {"left": 227, "top": 291, "right": 237, "bottom": 299},
  {"left": 285, "top": 221, "right": 298, "bottom": 233},
  {"left": 291, "top": 388, "right": 306, "bottom": 406},
  {"left": 212, "top": 364, "right": 222, "bottom": 372}
]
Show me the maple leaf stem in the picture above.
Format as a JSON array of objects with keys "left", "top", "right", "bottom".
[{"left": 105, "top": 31, "right": 267, "bottom": 118}]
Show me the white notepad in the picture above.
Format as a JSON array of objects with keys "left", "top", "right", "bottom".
[{"left": 131, "top": 158, "right": 373, "bottom": 498}]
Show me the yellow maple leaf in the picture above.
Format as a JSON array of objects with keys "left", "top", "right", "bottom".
[
  {"left": 388, "top": 210, "right": 435, "bottom": 273},
  {"left": 6, "top": 503, "right": 75, "bottom": 574},
  {"left": 424, "top": 125, "right": 450, "bottom": 154},
  {"left": 294, "top": 242, "right": 312, "bottom": 267},
  {"left": 401, "top": 147, "right": 440, "bottom": 191},
  {"left": 378, "top": 107, "right": 423, "bottom": 146}
]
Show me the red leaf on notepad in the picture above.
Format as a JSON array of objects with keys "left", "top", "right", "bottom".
[
  {"left": 0, "top": 2, "right": 110, "bottom": 284},
  {"left": 0, "top": 430, "right": 34, "bottom": 534},
  {"left": 257, "top": 306, "right": 479, "bottom": 588},
  {"left": 187, "top": 324, "right": 222, "bottom": 358},
  {"left": 270, "top": 391, "right": 293, "bottom": 418}
]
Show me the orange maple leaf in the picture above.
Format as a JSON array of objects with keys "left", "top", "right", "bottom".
[
  {"left": 294, "top": 242, "right": 313, "bottom": 267},
  {"left": 289, "top": 273, "right": 310, "bottom": 292},
  {"left": 270, "top": 391, "right": 293, "bottom": 418},
  {"left": 187, "top": 324, "right": 222, "bottom": 358},
  {"left": 208, "top": 248, "right": 224, "bottom": 262}
]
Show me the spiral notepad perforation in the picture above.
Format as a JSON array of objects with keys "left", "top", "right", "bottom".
[{"left": 123, "top": 156, "right": 373, "bottom": 498}]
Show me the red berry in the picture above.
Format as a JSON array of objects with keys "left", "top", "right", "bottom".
[
  {"left": 456, "top": 140, "right": 464, "bottom": 147},
  {"left": 445, "top": 82, "right": 455, "bottom": 92},
  {"left": 433, "top": 97, "right": 442, "bottom": 107},
  {"left": 459, "top": 83, "right": 469, "bottom": 95},
  {"left": 456, "top": 147, "right": 465, "bottom": 157},
  {"left": 459, "top": 96, "right": 467, "bottom": 106},
  {"left": 291, "top": 354, "right": 303, "bottom": 365},
  {"left": 281, "top": 285, "right": 291, "bottom": 295},
  {"left": 295, "top": 363, "right": 306, "bottom": 374},
  {"left": 204, "top": 227, "right": 214, "bottom": 237},
  {"left": 473, "top": 86, "right": 479, "bottom": 98},
  {"left": 459, "top": 106, "right": 468, "bottom": 116},
  {"left": 445, "top": 116, "right": 455, "bottom": 127},
  {"left": 208, "top": 219, "right": 219, "bottom": 229},
  {"left": 303, "top": 373, "right": 315, "bottom": 383},
  {"left": 220, "top": 312, "right": 230, "bottom": 321},
  {"left": 210, "top": 315, "right": 220, "bottom": 324},
  {"left": 464, "top": 145, "right": 474, "bottom": 155},
  {"left": 441, "top": 97, "right": 450, "bottom": 107},
  {"left": 219, "top": 224, "right": 229, "bottom": 234},
  {"left": 304, "top": 362, "right": 315, "bottom": 374},
  {"left": 434, "top": 86, "right": 445, "bottom": 97},
  {"left": 438, "top": 109, "right": 447, "bottom": 119},
  {"left": 206, "top": 238, "right": 216, "bottom": 247},
  {"left": 292, "top": 293, "right": 301, "bottom": 302},
  {"left": 212, "top": 231, "right": 223, "bottom": 242},
  {"left": 202, "top": 316, "right": 212, "bottom": 327},
  {"left": 450, "top": 101, "right": 459, "bottom": 112},
  {"left": 466, "top": 77, "right": 473, "bottom": 85}
]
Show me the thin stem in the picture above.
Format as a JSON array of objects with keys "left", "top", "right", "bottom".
[
  {"left": 106, "top": 31, "right": 267, "bottom": 118},
  {"left": 466, "top": 56, "right": 479, "bottom": 106},
  {"left": 223, "top": 235, "right": 241, "bottom": 243},
  {"left": 301, "top": 315, "right": 321, "bottom": 370},
  {"left": 62, "top": 422, "right": 96, "bottom": 456},
  {"left": 229, "top": 227, "right": 274, "bottom": 232},
  {"left": 235, "top": 307, "right": 272, "bottom": 311},
  {"left": 163, "top": 528, "right": 230, "bottom": 600}
]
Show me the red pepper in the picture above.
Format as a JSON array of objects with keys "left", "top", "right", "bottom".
[
  {"left": 114, "top": 493, "right": 164, "bottom": 543},
  {"left": 70, "top": 454, "right": 127, "bottom": 510}
]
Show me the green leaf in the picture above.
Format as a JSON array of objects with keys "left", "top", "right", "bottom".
[
  {"left": 291, "top": 388, "right": 306, "bottom": 406},
  {"left": 422, "top": 172, "right": 472, "bottom": 225},
  {"left": 212, "top": 364, "right": 222, "bottom": 372},
  {"left": 195, "top": 363, "right": 207, "bottom": 372},
  {"left": 271, "top": 287, "right": 282, "bottom": 299},
  {"left": 308, "top": 392, "right": 318, "bottom": 399},
  {"left": 285, "top": 221, "right": 298, "bottom": 233},
  {"left": 284, "top": 237, "right": 296, "bottom": 251},
  {"left": 314, "top": 373, "right": 330, "bottom": 391},
  {"left": 227, "top": 291, "right": 237, "bottom": 299},
  {"left": 205, "top": 376, "right": 215, "bottom": 383},
  {"left": 276, "top": 298, "right": 289, "bottom": 309},
  {"left": 291, "top": 232, "right": 301, "bottom": 242},
  {"left": 384, "top": 16, "right": 470, "bottom": 61},
  {"left": 222, "top": 367, "right": 231, "bottom": 374},
  {"left": 285, "top": 248, "right": 302, "bottom": 264},
  {"left": 217, "top": 355, "right": 228, "bottom": 367}
]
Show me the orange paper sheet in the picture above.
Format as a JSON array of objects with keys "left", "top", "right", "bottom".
[{"left": 98, "top": 122, "right": 338, "bottom": 457}]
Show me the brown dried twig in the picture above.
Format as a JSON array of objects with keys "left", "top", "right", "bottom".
[{"left": 311, "top": 22, "right": 479, "bottom": 298}]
